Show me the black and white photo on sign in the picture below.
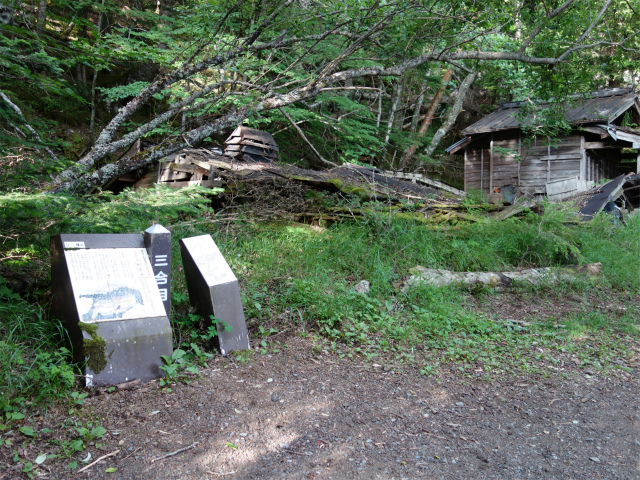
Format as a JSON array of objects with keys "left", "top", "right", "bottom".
[{"left": 65, "top": 248, "right": 165, "bottom": 322}]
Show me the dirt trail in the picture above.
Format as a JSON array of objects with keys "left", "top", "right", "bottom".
[{"left": 4, "top": 336, "right": 638, "bottom": 480}]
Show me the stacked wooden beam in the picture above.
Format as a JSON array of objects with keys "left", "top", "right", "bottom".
[
  {"left": 111, "top": 151, "right": 226, "bottom": 191},
  {"left": 224, "top": 126, "right": 279, "bottom": 163}
]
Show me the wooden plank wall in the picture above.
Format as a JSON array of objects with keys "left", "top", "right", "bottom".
[
  {"left": 490, "top": 137, "right": 520, "bottom": 191},
  {"left": 464, "top": 147, "right": 491, "bottom": 193},
  {"left": 464, "top": 133, "right": 585, "bottom": 194},
  {"left": 519, "top": 135, "right": 582, "bottom": 193},
  {"left": 586, "top": 149, "right": 619, "bottom": 183}
]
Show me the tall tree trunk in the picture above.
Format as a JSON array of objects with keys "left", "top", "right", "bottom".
[
  {"left": 89, "top": 68, "right": 98, "bottom": 143},
  {"left": 410, "top": 87, "right": 425, "bottom": 133},
  {"left": 375, "top": 79, "right": 383, "bottom": 128},
  {"left": 393, "top": 76, "right": 406, "bottom": 131},
  {"left": 89, "top": 0, "right": 105, "bottom": 144},
  {"left": 384, "top": 79, "right": 403, "bottom": 144},
  {"left": 36, "top": 0, "right": 46, "bottom": 32},
  {"left": 423, "top": 71, "right": 476, "bottom": 159},
  {"left": 398, "top": 68, "right": 453, "bottom": 170}
]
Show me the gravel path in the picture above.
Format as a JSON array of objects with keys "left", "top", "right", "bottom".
[{"left": 5, "top": 336, "right": 638, "bottom": 480}]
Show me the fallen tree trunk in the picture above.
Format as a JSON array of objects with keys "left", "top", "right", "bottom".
[{"left": 403, "top": 263, "right": 603, "bottom": 291}]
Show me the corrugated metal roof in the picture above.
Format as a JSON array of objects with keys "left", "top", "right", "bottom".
[
  {"left": 445, "top": 137, "right": 471, "bottom": 153},
  {"left": 462, "top": 90, "right": 639, "bottom": 135}
]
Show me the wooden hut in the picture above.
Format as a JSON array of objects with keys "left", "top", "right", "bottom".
[{"left": 447, "top": 89, "right": 640, "bottom": 203}]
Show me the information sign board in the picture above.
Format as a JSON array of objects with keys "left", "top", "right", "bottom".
[{"left": 51, "top": 233, "right": 172, "bottom": 386}]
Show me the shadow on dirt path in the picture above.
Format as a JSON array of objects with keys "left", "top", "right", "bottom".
[{"left": 4, "top": 336, "right": 638, "bottom": 479}]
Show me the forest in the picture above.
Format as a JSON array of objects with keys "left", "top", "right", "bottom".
[{"left": 1, "top": 1, "right": 639, "bottom": 478}]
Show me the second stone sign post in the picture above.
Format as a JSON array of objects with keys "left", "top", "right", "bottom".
[{"left": 179, "top": 234, "right": 250, "bottom": 355}]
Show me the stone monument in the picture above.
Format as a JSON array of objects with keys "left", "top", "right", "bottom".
[
  {"left": 179, "top": 234, "right": 250, "bottom": 355},
  {"left": 51, "top": 231, "right": 172, "bottom": 386}
]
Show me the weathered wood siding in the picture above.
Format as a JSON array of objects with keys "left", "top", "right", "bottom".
[
  {"left": 464, "top": 147, "right": 491, "bottom": 193},
  {"left": 520, "top": 135, "right": 582, "bottom": 193},
  {"left": 585, "top": 149, "right": 619, "bottom": 183},
  {"left": 464, "top": 133, "right": 586, "bottom": 194},
  {"left": 491, "top": 137, "right": 520, "bottom": 192}
]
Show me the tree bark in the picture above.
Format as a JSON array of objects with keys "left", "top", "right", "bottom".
[
  {"left": 375, "top": 80, "right": 383, "bottom": 128},
  {"left": 403, "top": 263, "right": 602, "bottom": 291},
  {"left": 423, "top": 71, "right": 476, "bottom": 159},
  {"left": 89, "top": 68, "right": 98, "bottom": 143},
  {"left": 398, "top": 68, "right": 453, "bottom": 170},
  {"left": 36, "top": 0, "right": 46, "bottom": 32},
  {"left": 384, "top": 79, "right": 402, "bottom": 144},
  {"left": 410, "top": 87, "right": 425, "bottom": 133},
  {"left": 89, "top": 1, "right": 105, "bottom": 145},
  {"left": 0, "top": 90, "right": 58, "bottom": 160}
]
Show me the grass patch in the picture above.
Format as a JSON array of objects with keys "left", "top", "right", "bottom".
[
  {"left": 190, "top": 206, "right": 638, "bottom": 376},
  {"left": 0, "top": 278, "right": 75, "bottom": 413},
  {"left": 0, "top": 190, "right": 638, "bottom": 409}
]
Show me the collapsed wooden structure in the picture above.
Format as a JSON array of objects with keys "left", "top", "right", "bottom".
[
  {"left": 105, "top": 146, "right": 545, "bottom": 226},
  {"left": 224, "top": 126, "right": 279, "bottom": 162},
  {"left": 447, "top": 89, "right": 640, "bottom": 208}
]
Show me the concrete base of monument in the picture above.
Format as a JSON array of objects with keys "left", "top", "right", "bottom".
[{"left": 81, "top": 316, "right": 172, "bottom": 387}]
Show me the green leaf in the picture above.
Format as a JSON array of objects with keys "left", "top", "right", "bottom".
[
  {"left": 70, "top": 439, "right": 84, "bottom": 451},
  {"left": 7, "top": 412, "right": 25, "bottom": 421},
  {"left": 190, "top": 343, "right": 202, "bottom": 356},
  {"left": 19, "top": 426, "right": 35, "bottom": 437},
  {"left": 171, "top": 349, "right": 187, "bottom": 361},
  {"left": 225, "top": 442, "right": 238, "bottom": 450},
  {"left": 91, "top": 426, "right": 107, "bottom": 439},
  {"left": 105, "top": 467, "right": 117, "bottom": 473}
]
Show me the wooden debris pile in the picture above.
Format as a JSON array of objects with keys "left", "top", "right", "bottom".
[
  {"left": 224, "top": 126, "right": 279, "bottom": 163},
  {"left": 107, "top": 147, "right": 546, "bottom": 227}
]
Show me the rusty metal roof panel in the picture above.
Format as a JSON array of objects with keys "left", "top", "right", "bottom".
[
  {"left": 462, "top": 91, "right": 638, "bottom": 135},
  {"left": 462, "top": 108, "right": 522, "bottom": 134}
]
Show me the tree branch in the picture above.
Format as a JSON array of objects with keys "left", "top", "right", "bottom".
[
  {"left": 0, "top": 90, "right": 58, "bottom": 161},
  {"left": 557, "top": 0, "right": 613, "bottom": 62},
  {"left": 279, "top": 107, "right": 336, "bottom": 168},
  {"left": 517, "top": 0, "right": 576, "bottom": 55},
  {"left": 423, "top": 70, "right": 476, "bottom": 158}
]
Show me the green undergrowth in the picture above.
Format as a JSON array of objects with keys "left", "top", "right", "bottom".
[
  {"left": 1, "top": 192, "right": 638, "bottom": 411},
  {"left": 170, "top": 203, "right": 639, "bottom": 377},
  {"left": 0, "top": 277, "right": 75, "bottom": 414},
  {"left": 0, "top": 189, "right": 638, "bottom": 478},
  {"left": 0, "top": 185, "right": 215, "bottom": 278}
]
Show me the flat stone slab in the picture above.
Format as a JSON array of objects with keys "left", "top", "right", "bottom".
[{"left": 180, "top": 235, "right": 250, "bottom": 355}]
